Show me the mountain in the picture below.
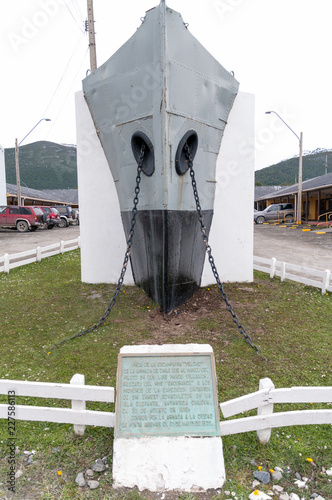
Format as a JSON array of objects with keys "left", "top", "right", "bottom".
[
  {"left": 4, "top": 141, "right": 77, "bottom": 190},
  {"left": 255, "top": 149, "right": 332, "bottom": 185}
]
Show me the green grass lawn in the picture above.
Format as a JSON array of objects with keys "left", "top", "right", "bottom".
[{"left": 0, "top": 250, "right": 331, "bottom": 499}]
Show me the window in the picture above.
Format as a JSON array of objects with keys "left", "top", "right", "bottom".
[
  {"left": 9, "top": 207, "right": 20, "bottom": 214},
  {"left": 20, "top": 207, "right": 32, "bottom": 215}
]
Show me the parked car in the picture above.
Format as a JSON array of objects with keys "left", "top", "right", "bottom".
[
  {"left": 38, "top": 206, "right": 62, "bottom": 229},
  {"left": 0, "top": 205, "right": 44, "bottom": 232},
  {"left": 254, "top": 203, "right": 295, "bottom": 224},
  {"left": 53, "top": 205, "right": 77, "bottom": 228},
  {"left": 72, "top": 208, "right": 79, "bottom": 225}
]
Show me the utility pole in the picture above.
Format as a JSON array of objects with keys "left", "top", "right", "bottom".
[
  {"left": 87, "top": 0, "right": 97, "bottom": 72},
  {"left": 15, "top": 118, "right": 51, "bottom": 206},
  {"left": 325, "top": 153, "right": 328, "bottom": 175},
  {"left": 15, "top": 138, "right": 21, "bottom": 205},
  {"left": 297, "top": 132, "right": 303, "bottom": 223}
]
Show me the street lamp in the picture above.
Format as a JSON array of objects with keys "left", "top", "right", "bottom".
[
  {"left": 265, "top": 111, "right": 303, "bottom": 223},
  {"left": 15, "top": 118, "right": 51, "bottom": 205}
]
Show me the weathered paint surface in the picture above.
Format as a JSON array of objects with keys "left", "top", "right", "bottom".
[{"left": 82, "top": 1, "right": 239, "bottom": 311}]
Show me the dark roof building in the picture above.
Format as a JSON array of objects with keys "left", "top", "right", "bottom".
[
  {"left": 6, "top": 183, "right": 78, "bottom": 207},
  {"left": 254, "top": 173, "right": 332, "bottom": 221}
]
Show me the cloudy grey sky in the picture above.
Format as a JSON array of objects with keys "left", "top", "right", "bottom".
[{"left": 1, "top": 0, "right": 331, "bottom": 171}]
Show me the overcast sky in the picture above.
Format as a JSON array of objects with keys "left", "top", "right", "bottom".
[{"left": 1, "top": 0, "right": 331, "bottom": 171}]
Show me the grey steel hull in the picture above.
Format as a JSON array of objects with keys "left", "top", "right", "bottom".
[
  {"left": 83, "top": 1, "right": 239, "bottom": 312},
  {"left": 122, "top": 209, "right": 213, "bottom": 313}
]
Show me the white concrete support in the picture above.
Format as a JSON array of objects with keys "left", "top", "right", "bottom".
[
  {"left": 76, "top": 90, "right": 254, "bottom": 285},
  {"left": 113, "top": 435, "right": 225, "bottom": 492},
  {"left": 0, "top": 145, "right": 6, "bottom": 205},
  {"left": 201, "top": 91, "right": 255, "bottom": 285},
  {"left": 75, "top": 91, "right": 134, "bottom": 284}
]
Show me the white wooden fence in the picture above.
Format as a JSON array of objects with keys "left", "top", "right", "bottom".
[
  {"left": 1, "top": 241, "right": 330, "bottom": 297},
  {"left": 254, "top": 256, "right": 332, "bottom": 294},
  {"left": 0, "top": 374, "right": 114, "bottom": 436},
  {"left": 1, "top": 375, "right": 331, "bottom": 440},
  {"left": 220, "top": 377, "right": 332, "bottom": 444},
  {"left": 0, "top": 237, "right": 80, "bottom": 273}
]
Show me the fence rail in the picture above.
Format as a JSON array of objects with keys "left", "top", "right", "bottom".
[
  {"left": 0, "top": 237, "right": 80, "bottom": 273},
  {"left": 0, "top": 374, "right": 114, "bottom": 436},
  {"left": 253, "top": 256, "right": 332, "bottom": 294},
  {"left": 1, "top": 240, "right": 330, "bottom": 296},
  {"left": 1, "top": 375, "right": 331, "bottom": 440},
  {"left": 220, "top": 377, "right": 332, "bottom": 443}
]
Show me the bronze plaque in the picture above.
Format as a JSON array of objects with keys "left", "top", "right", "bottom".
[{"left": 115, "top": 352, "right": 220, "bottom": 438}]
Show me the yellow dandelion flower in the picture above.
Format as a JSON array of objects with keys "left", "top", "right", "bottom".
[
  {"left": 254, "top": 491, "right": 259, "bottom": 496},
  {"left": 57, "top": 470, "right": 62, "bottom": 476},
  {"left": 306, "top": 457, "right": 313, "bottom": 462},
  {"left": 258, "top": 465, "right": 262, "bottom": 470},
  {"left": 269, "top": 468, "right": 274, "bottom": 473}
]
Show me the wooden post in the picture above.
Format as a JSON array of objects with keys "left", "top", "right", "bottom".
[
  {"left": 36, "top": 246, "right": 42, "bottom": 263},
  {"left": 70, "top": 374, "right": 86, "bottom": 436},
  {"left": 15, "top": 138, "right": 21, "bottom": 206},
  {"left": 280, "top": 261, "right": 286, "bottom": 282},
  {"left": 87, "top": 0, "right": 97, "bottom": 72},
  {"left": 322, "top": 269, "right": 331, "bottom": 295},
  {"left": 257, "top": 377, "right": 275, "bottom": 444},
  {"left": 297, "top": 132, "right": 303, "bottom": 223},
  {"left": 270, "top": 257, "right": 276, "bottom": 278},
  {"left": 4, "top": 253, "right": 9, "bottom": 273}
]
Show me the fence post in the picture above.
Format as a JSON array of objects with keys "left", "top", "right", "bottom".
[
  {"left": 77, "top": 236, "right": 81, "bottom": 248},
  {"left": 257, "top": 377, "right": 275, "bottom": 444},
  {"left": 4, "top": 254, "right": 9, "bottom": 273},
  {"left": 270, "top": 258, "right": 277, "bottom": 278},
  {"left": 280, "top": 261, "right": 286, "bottom": 282},
  {"left": 36, "top": 246, "right": 42, "bottom": 263},
  {"left": 60, "top": 240, "right": 65, "bottom": 254},
  {"left": 70, "top": 374, "right": 86, "bottom": 436},
  {"left": 322, "top": 269, "right": 330, "bottom": 295}
]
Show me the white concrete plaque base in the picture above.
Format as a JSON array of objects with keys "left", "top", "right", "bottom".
[
  {"left": 112, "top": 435, "right": 225, "bottom": 492},
  {"left": 112, "top": 344, "right": 226, "bottom": 492}
]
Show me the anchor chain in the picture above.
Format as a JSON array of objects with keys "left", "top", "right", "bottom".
[
  {"left": 184, "top": 142, "right": 264, "bottom": 358},
  {"left": 48, "top": 144, "right": 145, "bottom": 350}
]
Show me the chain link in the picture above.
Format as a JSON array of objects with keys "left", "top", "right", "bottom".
[
  {"left": 184, "top": 143, "right": 265, "bottom": 359},
  {"left": 48, "top": 144, "right": 145, "bottom": 350}
]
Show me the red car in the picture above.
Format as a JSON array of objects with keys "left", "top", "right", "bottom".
[
  {"left": 38, "top": 206, "right": 62, "bottom": 229},
  {"left": 0, "top": 205, "right": 44, "bottom": 232}
]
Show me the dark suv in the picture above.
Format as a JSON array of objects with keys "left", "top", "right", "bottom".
[
  {"left": 254, "top": 203, "right": 295, "bottom": 224},
  {"left": 53, "top": 205, "right": 76, "bottom": 227},
  {"left": 0, "top": 205, "right": 44, "bottom": 232}
]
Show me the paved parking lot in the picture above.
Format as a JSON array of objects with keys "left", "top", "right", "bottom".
[
  {"left": 0, "top": 225, "right": 80, "bottom": 255},
  {"left": 254, "top": 223, "right": 332, "bottom": 271},
  {"left": 1, "top": 223, "right": 331, "bottom": 273}
]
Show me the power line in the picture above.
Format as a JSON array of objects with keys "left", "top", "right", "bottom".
[
  {"left": 45, "top": 46, "right": 89, "bottom": 140},
  {"left": 41, "top": 34, "right": 86, "bottom": 119},
  {"left": 64, "top": 0, "right": 86, "bottom": 35}
]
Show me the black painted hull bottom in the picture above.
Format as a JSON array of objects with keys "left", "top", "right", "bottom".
[{"left": 121, "top": 210, "right": 213, "bottom": 314}]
